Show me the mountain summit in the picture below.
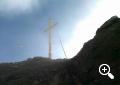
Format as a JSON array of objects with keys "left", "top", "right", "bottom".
[{"left": 0, "top": 16, "right": 120, "bottom": 85}]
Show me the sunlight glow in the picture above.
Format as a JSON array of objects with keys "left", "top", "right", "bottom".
[{"left": 65, "top": 0, "right": 120, "bottom": 58}]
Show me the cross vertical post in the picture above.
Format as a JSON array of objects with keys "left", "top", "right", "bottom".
[
  {"left": 48, "top": 23, "right": 52, "bottom": 59},
  {"left": 45, "top": 18, "right": 57, "bottom": 59}
]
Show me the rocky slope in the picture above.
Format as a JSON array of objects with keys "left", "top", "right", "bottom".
[{"left": 70, "top": 16, "right": 120, "bottom": 85}]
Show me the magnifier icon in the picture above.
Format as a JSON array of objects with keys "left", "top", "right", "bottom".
[{"left": 99, "top": 64, "right": 114, "bottom": 79}]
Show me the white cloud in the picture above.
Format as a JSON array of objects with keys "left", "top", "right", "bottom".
[
  {"left": 0, "top": 0, "right": 45, "bottom": 16},
  {"left": 65, "top": 0, "right": 120, "bottom": 58}
]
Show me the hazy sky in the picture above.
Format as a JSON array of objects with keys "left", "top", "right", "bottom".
[{"left": 0, "top": 0, "right": 119, "bottom": 62}]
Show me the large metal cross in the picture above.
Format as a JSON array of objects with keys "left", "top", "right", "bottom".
[{"left": 45, "top": 18, "right": 57, "bottom": 59}]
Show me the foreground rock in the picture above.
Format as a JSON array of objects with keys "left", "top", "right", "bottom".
[{"left": 0, "top": 16, "right": 120, "bottom": 85}]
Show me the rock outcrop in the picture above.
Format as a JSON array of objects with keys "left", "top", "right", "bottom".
[{"left": 70, "top": 16, "right": 120, "bottom": 85}]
